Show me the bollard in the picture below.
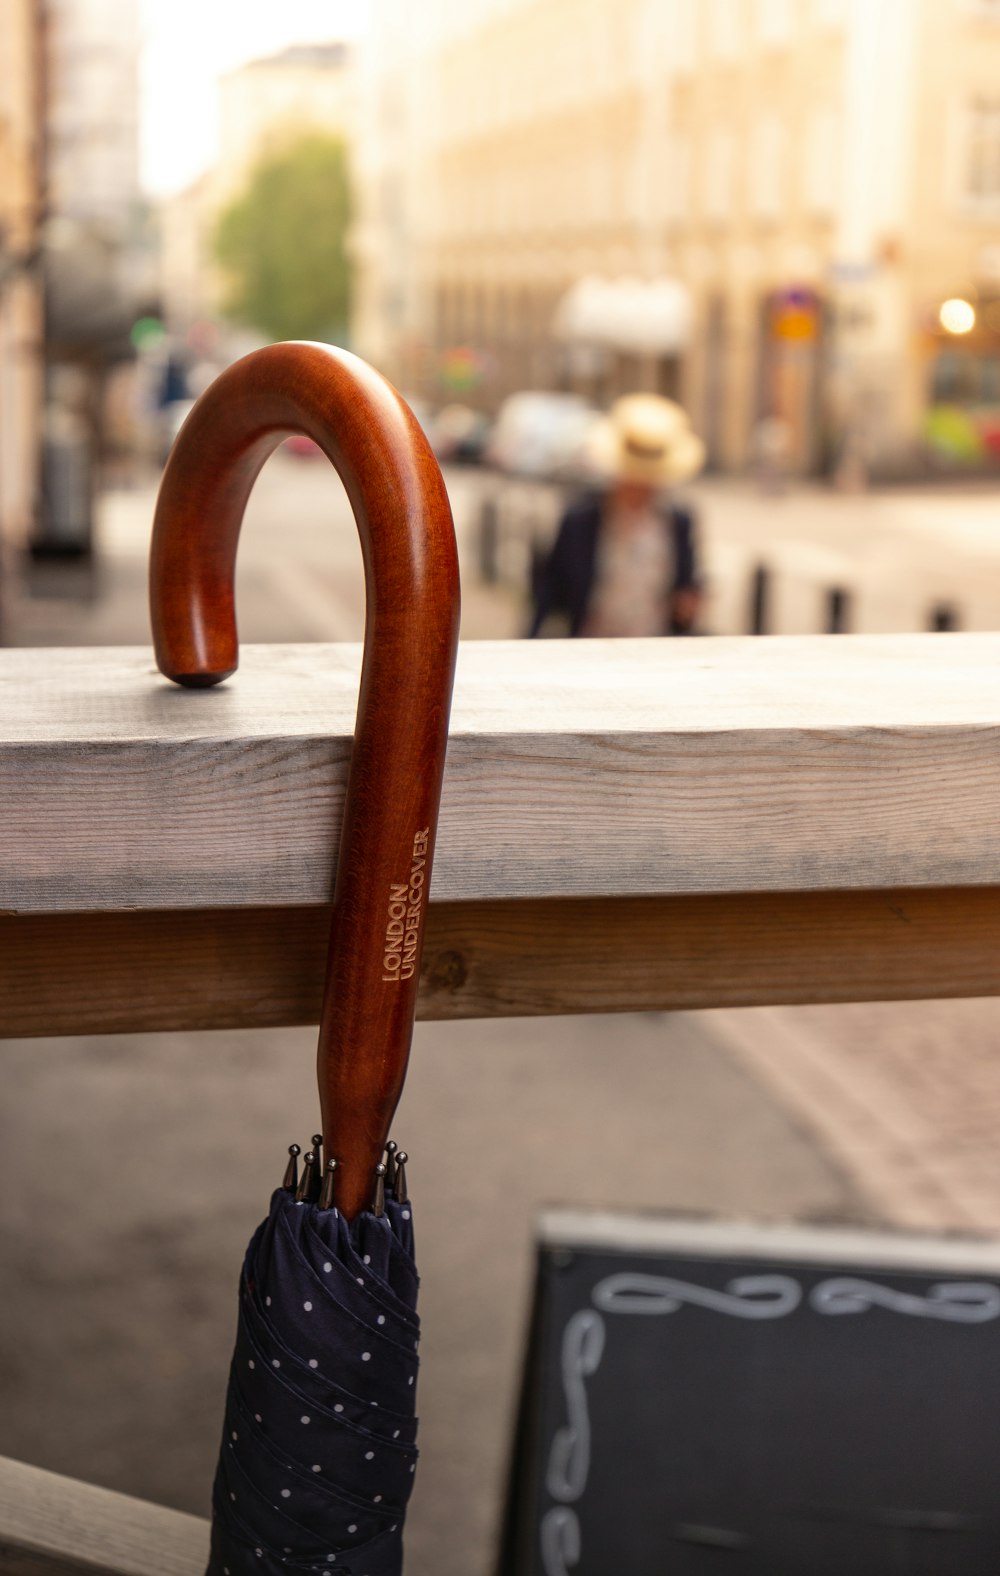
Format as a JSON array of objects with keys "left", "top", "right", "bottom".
[
  {"left": 825, "top": 586, "right": 851, "bottom": 634},
  {"left": 749, "top": 563, "right": 770, "bottom": 635},
  {"left": 930, "top": 604, "right": 959, "bottom": 632},
  {"left": 478, "top": 493, "right": 499, "bottom": 585}
]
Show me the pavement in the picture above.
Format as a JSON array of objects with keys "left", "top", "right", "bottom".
[{"left": 5, "top": 455, "right": 1000, "bottom": 1573}]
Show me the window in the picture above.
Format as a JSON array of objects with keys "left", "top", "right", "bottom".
[
  {"left": 965, "top": 96, "right": 1000, "bottom": 207},
  {"left": 757, "top": 0, "right": 793, "bottom": 45},
  {"left": 802, "top": 106, "right": 841, "bottom": 216},
  {"left": 665, "top": 134, "right": 692, "bottom": 224},
  {"left": 705, "top": 129, "right": 735, "bottom": 221},
  {"left": 709, "top": 0, "right": 742, "bottom": 59},
  {"left": 751, "top": 114, "right": 784, "bottom": 219},
  {"left": 672, "top": 0, "right": 698, "bottom": 71}
]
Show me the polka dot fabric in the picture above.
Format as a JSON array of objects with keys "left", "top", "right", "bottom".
[{"left": 206, "top": 1189, "right": 419, "bottom": 1575}]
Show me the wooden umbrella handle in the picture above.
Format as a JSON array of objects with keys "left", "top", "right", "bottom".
[{"left": 149, "top": 341, "right": 460, "bottom": 1219}]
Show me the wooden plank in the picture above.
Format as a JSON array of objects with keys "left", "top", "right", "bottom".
[
  {"left": 0, "top": 1455, "right": 207, "bottom": 1575},
  {"left": 5, "top": 636, "right": 1000, "bottom": 912},
  {"left": 3, "top": 887, "right": 1000, "bottom": 1038}
]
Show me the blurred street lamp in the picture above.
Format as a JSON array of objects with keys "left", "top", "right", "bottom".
[{"left": 939, "top": 297, "right": 976, "bottom": 335}]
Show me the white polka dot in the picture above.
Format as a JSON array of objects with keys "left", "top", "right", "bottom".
[
  {"left": 254, "top": 1413, "right": 262, "bottom": 1423},
  {"left": 272, "top": 1358, "right": 281, "bottom": 1368},
  {"left": 334, "top": 1403, "right": 344, "bottom": 1413},
  {"left": 312, "top": 1464, "right": 321, "bottom": 1473},
  {"left": 231, "top": 1430, "right": 238, "bottom": 1441},
  {"left": 247, "top": 1359, "right": 255, "bottom": 1370},
  {"left": 410, "top": 1463, "right": 416, "bottom": 1472},
  {"left": 393, "top": 1429, "right": 400, "bottom": 1439},
  {"left": 281, "top": 1489, "right": 291, "bottom": 1499},
  {"left": 300, "top": 1415, "right": 311, "bottom": 1425},
  {"left": 365, "top": 1450, "right": 374, "bottom": 1460},
  {"left": 255, "top": 1548, "right": 262, "bottom": 1557},
  {"left": 408, "top": 1375, "right": 414, "bottom": 1385},
  {"left": 361, "top": 1351, "right": 371, "bottom": 1361},
  {"left": 402, "top": 1209, "right": 410, "bottom": 1220},
  {"left": 327, "top": 1557, "right": 336, "bottom": 1564},
  {"left": 363, "top": 1254, "right": 371, "bottom": 1264},
  {"left": 374, "top": 1494, "right": 382, "bottom": 1503},
  {"left": 229, "top": 1492, "right": 236, "bottom": 1502},
  {"left": 303, "top": 1300, "right": 313, "bottom": 1312},
  {"left": 348, "top": 1524, "right": 357, "bottom": 1534},
  {"left": 265, "top": 1296, "right": 271, "bottom": 1306},
  {"left": 356, "top": 1276, "right": 364, "bottom": 1285},
  {"left": 370, "top": 1401, "right": 378, "bottom": 1408},
  {"left": 323, "top": 1261, "right": 332, "bottom": 1273},
  {"left": 377, "top": 1315, "right": 385, "bottom": 1325},
  {"left": 309, "top": 1358, "right": 319, "bottom": 1368}
]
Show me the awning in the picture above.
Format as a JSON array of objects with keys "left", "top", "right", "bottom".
[{"left": 554, "top": 275, "right": 693, "bottom": 355}]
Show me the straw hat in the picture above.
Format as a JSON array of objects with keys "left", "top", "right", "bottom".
[{"left": 589, "top": 393, "right": 705, "bottom": 487}]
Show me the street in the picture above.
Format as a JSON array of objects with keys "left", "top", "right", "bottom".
[{"left": 5, "top": 454, "right": 1000, "bottom": 1573}]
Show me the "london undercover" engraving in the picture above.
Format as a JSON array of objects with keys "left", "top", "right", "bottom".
[{"left": 382, "top": 828, "right": 430, "bottom": 982}]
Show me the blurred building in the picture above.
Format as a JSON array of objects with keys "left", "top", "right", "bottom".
[
  {"left": 37, "top": 0, "right": 150, "bottom": 549},
  {"left": 43, "top": 0, "right": 146, "bottom": 364},
  {"left": 0, "top": 0, "right": 44, "bottom": 567},
  {"left": 357, "top": 0, "right": 1000, "bottom": 478},
  {"left": 160, "top": 42, "right": 356, "bottom": 335}
]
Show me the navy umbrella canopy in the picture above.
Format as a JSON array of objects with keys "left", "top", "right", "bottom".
[
  {"left": 209, "top": 1152, "right": 419, "bottom": 1574},
  {"left": 148, "top": 343, "right": 461, "bottom": 1575}
]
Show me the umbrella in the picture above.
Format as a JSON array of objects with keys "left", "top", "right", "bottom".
[{"left": 148, "top": 341, "right": 461, "bottom": 1573}]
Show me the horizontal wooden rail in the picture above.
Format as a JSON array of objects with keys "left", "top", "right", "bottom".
[
  {"left": 4, "top": 634, "right": 1000, "bottom": 1025},
  {"left": 4, "top": 887, "right": 1000, "bottom": 1036},
  {"left": 0, "top": 1454, "right": 207, "bottom": 1574},
  {"left": 6, "top": 635, "right": 1000, "bottom": 913}
]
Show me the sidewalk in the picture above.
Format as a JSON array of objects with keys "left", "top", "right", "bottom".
[
  {"left": 712, "top": 996, "right": 1000, "bottom": 1234},
  {"left": 4, "top": 459, "right": 525, "bottom": 649}
]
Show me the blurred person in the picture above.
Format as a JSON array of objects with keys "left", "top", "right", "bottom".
[{"left": 528, "top": 394, "right": 705, "bottom": 637}]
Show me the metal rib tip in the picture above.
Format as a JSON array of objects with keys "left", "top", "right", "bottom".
[
  {"left": 311, "top": 1133, "right": 324, "bottom": 1174},
  {"left": 295, "top": 1149, "right": 316, "bottom": 1203},
  {"left": 318, "top": 1157, "right": 338, "bottom": 1211},
  {"left": 282, "top": 1143, "right": 301, "bottom": 1191},
  {"left": 394, "top": 1150, "right": 409, "bottom": 1206},
  {"left": 384, "top": 1140, "right": 398, "bottom": 1190},
  {"left": 372, "top": 1162, "right": 386, "bottom": 1219}
]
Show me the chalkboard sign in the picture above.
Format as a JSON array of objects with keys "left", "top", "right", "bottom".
[{"left": 499, "top": 1212, "right": 1000, "bottom": 1575}]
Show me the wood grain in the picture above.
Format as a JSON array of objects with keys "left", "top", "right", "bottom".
[
  {"left": 0, "top": 1454, "right": 207, "bottom": 1575},
  {"left": 3, "top": 887, "right": 1000, "bottom": 1039},
  {"left": 6, "top": 635, "right": 1000, "bottom": 914}
]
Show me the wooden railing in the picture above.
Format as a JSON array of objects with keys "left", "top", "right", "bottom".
[{"left": 3, "top": 630, "right": 999, "bottom": 1570}]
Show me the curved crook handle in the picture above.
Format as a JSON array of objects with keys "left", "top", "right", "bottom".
[{"left": 149, "top": 342, "right": 460, "bottom": 1219}]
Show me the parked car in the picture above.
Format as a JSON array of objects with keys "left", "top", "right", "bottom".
[
  {"left": 486, "top": 391, "right": 601, "bottom": 482},
  {"left": 428, "top": 403, "right": 492, "bottom": 465}
]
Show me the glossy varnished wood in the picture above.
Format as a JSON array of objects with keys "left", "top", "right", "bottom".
[{"left": 149, "top": 343, "right": 460, "bottom": 1218}]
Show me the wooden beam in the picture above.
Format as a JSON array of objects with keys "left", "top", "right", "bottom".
[
  {"left": 6, "top": 637, "right": 1000, "bottom": 913},
  {"left": 0, "top": 1455, "right": 207, "bottom": 1575},
  {"left": 4, "top": 886, "right": 1000, "bottom": 1038}
]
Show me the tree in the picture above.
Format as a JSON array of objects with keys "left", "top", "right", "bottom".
[{"left": 214, "top": 133, "right": 352, "bottom": 343}]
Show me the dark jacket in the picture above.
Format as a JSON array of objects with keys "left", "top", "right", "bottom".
[{"left": 528, "top": 490, "right": 698, "bottom": 637}]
